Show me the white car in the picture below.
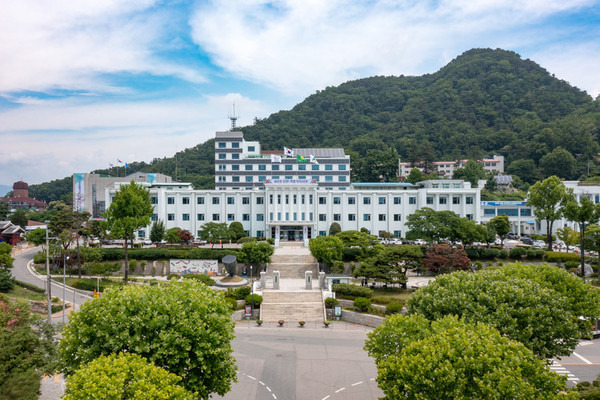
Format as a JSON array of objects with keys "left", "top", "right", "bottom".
[
  {"left": 532, "top": 240, "right": 546, "bottom": 248},
  {"left": 414, "top": 239, "right": 427, "bottom": 246}
]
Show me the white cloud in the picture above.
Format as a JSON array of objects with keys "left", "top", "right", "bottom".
[
  {"left": 189, "top": 0, "right": 598, "bottom": 96},
  {"left": 0, "top": 94, "right": 268, "bottom": 184},
  {"left": 0, "top": 0, "right": 204, "bottom": 95}
]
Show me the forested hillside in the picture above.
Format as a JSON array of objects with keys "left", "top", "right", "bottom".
[{"left": 29, "top": 48, "right": 600, "bottom": 203}]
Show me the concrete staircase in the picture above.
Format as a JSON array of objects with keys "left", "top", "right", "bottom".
[
  {"left": 268, "top": 243, "right": 318, "bottom": 278},
  {"left": 260, "top": 291, "right": 324, "bottom": 322}
]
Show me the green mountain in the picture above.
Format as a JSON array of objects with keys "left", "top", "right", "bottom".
[{"left": 29, "top": 48, "right": 600, "bottom": 203}]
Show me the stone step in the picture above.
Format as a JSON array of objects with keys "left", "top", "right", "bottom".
[
  {"left": 262, "top": 292, "right": 322, "bottom": 302},
  {"left": 260, "top": 303, "right": 324, "bottom": 322}
]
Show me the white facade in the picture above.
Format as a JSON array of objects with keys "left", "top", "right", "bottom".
[{"left": 399, "top": 155, "right": 504, "bottom": 179}]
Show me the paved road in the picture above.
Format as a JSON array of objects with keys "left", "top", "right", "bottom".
[{"left": 553, "top": 339, "right": 600, "bottom": 385}]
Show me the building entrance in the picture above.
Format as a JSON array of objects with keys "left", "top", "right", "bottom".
[{"left": 272, "top": 226, "right": 311, "bottom": 241}]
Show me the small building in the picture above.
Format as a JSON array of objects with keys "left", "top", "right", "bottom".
[
  {"left": 0, "top": 181, "right": 47, "bottom": 212},
  {"left": 0, "top": 221, "right": 25, "bottom": 245}
]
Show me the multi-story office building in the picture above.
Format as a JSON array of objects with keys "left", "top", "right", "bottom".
[{"left": 399, "top": 155, "right": 504, "bottom": 179}]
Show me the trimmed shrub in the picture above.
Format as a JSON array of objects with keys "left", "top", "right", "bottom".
[
  {"left": 526, "top": 249, "right": 545, "bottom": 260},
  {"left": 479, "top": 248, "right": 500, "bottom": 259},
  {"left": 509, "top": 247, "right": 527, "bottom": 259},
  {"left": 224, "top": 297, "right": 238, "bottom": 311},
  {"left": 353, "top": 297, "right": 371, "bottom": 312},
  {"left": 128, "top": 259, "right": 137, "bottom": 274},
  {"left": 182, "top": 274, "right": 215, "bottom": 286},
  {"left": 266, "top": 238, "right": 275, "bottom": 245},
  {"left": 498, "top": 250, "right": 508, "bottom": 259},
  {"left": 167, "top": 273, "right": 180, "bottom": 280},
  {"left": 332, "top": 283, "right": 373, "bottom": 299},
  {"left": 245, "top": 294, "right": 263, "bottom": 307},
  {"left": 237, "top": 237, "right": 256, "bottom": 244},
  {"left": 342, "top": 247, "right": 362, "bottom": 261},
  {"left": 465, "top": 248, "right": 480, "bottom": 259},
  {"left": 0, "top": 268, "right": 16, "bottom": 292},
  {"left": 564, "top": 261, "right": 580, "bottom": 269},
  {"left": 385, "top": 301, "right": 405, "bottom": 315},
  {"left": 16, "top": 280, "right": 45, "bottom": 293},
  {"left": 546, "top": 251, "right": 581, "bottom": 263},
  {"left": 234, "top": 286, "right": 251, "bottom": 299},
  {"left": 33, "top": 252, "right": 46, "bottom": 264},
  {"left": 371, "top": 296, "right": 405, "bottom": 305},
  {"left": 324, "top": 297, "right": 339, "bottom": 308}
]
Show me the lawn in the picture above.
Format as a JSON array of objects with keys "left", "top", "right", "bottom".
[{"left": 6, "top": 284, "right": 47, "bottom": 302}]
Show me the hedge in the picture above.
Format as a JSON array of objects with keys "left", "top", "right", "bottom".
[
  {"left": 465, "top": 248, "right": 479, "bottom": 259},
  {"left": 509, "top": 247, "right": 527, "bottom": 259},
  {"left": 16, "top": 280, "right": 45, "bottom": 293},
  {"left": 342, "top": 247, "right": 362, "bottom": 261},
  {"left": 91, "top": 247, "right": 239, "bottom": 262},
  {"left": 353, "top": 297, "right": 371, "bottom": 312},
  {"left": 385, "top": 302, "right": 405, "bottom": 315},
  {"left": 324, "top": 297, "right": 339, "bottom": 308},
  {"left": 181, "top": 274, "right": 215, "bottom": 286},
  {"left": 545, "top": 251, "right": 581, "bottom": 263},
  {"left": 245, "top": 294, "right": 263, "bottom": 307},
  {"left": 332, "top": 283, "right": 373, "bottom": 299},
  {"left": 526, "top": 249, "right": 545, "bottom": 260}
]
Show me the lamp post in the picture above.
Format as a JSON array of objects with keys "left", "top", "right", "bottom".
[
  {"left": 45, "top": 228, "right": 51, "bottom": 324},
  {"left": 62, "top": 254, "right": 69, "bottom": 324},
  {"left": 250, "top": 265, "right": 254, "bottom": 319}
]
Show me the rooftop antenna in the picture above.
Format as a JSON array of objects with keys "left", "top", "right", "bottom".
[{"left": 228, "top": 103, "right": 239, "bottom": 131}]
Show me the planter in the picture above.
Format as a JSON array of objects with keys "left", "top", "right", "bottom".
[
  {"left": 323, "top": 321, "right": 331, "bottom": 328},
  {"left": 298, "top": 321, "right": 305, "bottom": 327},
  {"left": 278, "top": 320, "right": 285, "bottom": 326},
  {"left": 256, "top": 320, "right": 263, "bottom": 326}
]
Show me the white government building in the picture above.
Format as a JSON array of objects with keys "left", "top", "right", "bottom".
[{"left": 74, "top": 131, "right": 600, "bottom": 244}]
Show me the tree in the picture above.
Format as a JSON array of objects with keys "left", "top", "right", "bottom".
[
  {"left": 63, "top": 353, "right": 195, "bottom": 400},
  {"left": 539, "top": 147, "right": 577, "bottom": 179},
  {"left": 564, "top": 196, "right": 600, "bottom": 276},
  {"left": 59, "top": 280, "right": 236, "bottom": 398},
  {"left": 364, "top": 314, "right": 572, "bottom": 400},
  {"left": 328, "top": 222, "right": 341, "bottom": 236},
  {"left": 228, "top": 221, "right": 246, "bottom": 241},
  {"left": 405, "top": 168, "right": 424, "bottom": 184},
  {"left": 488, "top": 214, "right": 510, "bottom": 243},
  {"left": 0, "top": 202, "right": 9, "bottom": 220},
  {"left": 507, "top": 159, "right": 539, "bottom": 184},
  {"left": 176, "top": 229, "right": 194, "bottom": 244},
  {"left": 354, "top": 245, "right": 422, "bottom": 288},
  {"left": 556, "top": 226, "right": 578, "bottom": 252},
  {"left": 25, "top": 228, "right": 46, "bottom": 246},
  {"left": 484, "top": 174, "right": 497, "bottom": 191},
  {"left": 452, "top": 160, "right": 487, "bottom": 187},
  {"left": 88, "top": 219, "right": 108, "bottom": 247},
  {"left": 104, "top": 181, "right": 153, "bottom": 282},
  {"left": 407, "top": 268, "right": 588, "bottom": 359},
  {"left": 527, "top": 176, "right": 571, "bottom": 251},
  {"left": 237, "top": 242, "right": 274, "bottom": 273},
  {"left": 335, "top": 230, "right": 380, "bottom": 260},
  {"left": 308, "top": 236, "right": 343, "bottom": 272},
  {"left": 405, "top": 208, "right": 461, "bottom": 243},
  {"left": 0, "top": 295, "right": 57, "bottom": 400},
  {"left": 9, "top": 209, "right": 27, "bottom": 229},
  {"left": 149, "top": 220, "right": 165, "bottom": 244},
  {"left": 165, "top": 227, "right": 181, "bottom": 244},
  {"left": 421, "top": 244, "right": 470, "bottom": 274},
  {"left": 199, "top": 222, "right": 230, "bottom": 244},
  {"left": 585, "top": 225, "right": 600, "bottom": 271},
  {"left": 0, "top": 242, "right": 14, "bottom": 270}
]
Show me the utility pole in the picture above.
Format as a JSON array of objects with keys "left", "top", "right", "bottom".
[{"left": 46, "top": 228, "right": 52, "bottom": 324}]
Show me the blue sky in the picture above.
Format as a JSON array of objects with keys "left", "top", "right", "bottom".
[{"left": 1, "top": 0, "right": 599, "bottom": 186}]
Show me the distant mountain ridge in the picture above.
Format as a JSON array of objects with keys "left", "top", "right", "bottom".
[
  {"left": 28, "top": 48, "right": 600, "bottom": 203},
  {"left": 0, "top": 184, "right": 11, "bottom": 197}
]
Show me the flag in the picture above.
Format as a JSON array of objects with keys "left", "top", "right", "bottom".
[
  {"left": 118, "top": 159, "right": 123, "bottom": 163},
  {"left": 284, "top": 147, "right": 293, "bottom": 157},
  {"left": 297, "top": 154, "right": 306, "bottom": 163},
  {"left": 109, "top": 163, "right": 114, "bottom": 167},
  {"left": 310, "top": 154, "right": 319, "bottom": 165},
  {"left": 270, "top": 154, "right": 282, "bottom": 163},
  {"left": 125, "top": 163, "right": 132, "bottom": 169}
]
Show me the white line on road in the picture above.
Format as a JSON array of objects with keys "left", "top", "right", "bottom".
[
  {"left": 266, "top": 387, "right": 271, "bottom": 392},
  {"left": 272, "top": 394, "right": 276, "bottom": 399},
  {"left": 321, "top": 396, "right": 330, "bottom": 400},
  {"left": 335, "top": 387, "right": 346, "bottom": 393},
  {"left": 573, "top": 352, "right": 593, "bottom": 365},
  {"left": 259, "top": 381, "right": 265, "bottom": 386},
  {"left": 351, "top": 381, "right": 363, "bottom": 386},
  {"left": 247, "top": 375, "right": 256, "bottom": 380}
]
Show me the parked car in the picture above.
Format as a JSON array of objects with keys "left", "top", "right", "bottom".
[
  {"left": 507, "top": 233, "right": 518, "bottom": 240},
  {"left": 413, "top": 239, "right": 427, "bottom": 246},
  {"left": 520, "top": 237, "right": 534, "bottom": 246},
  {"left": 533, "top": 240, "right": 546, "bottom": 248}
]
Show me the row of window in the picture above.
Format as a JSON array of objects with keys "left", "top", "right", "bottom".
[
  {"left": 216, "top": 163, "right": 347, "bottom": 171},
  {"left": 217, "top": 175, "right": 347, "bottom": 183},
  {"left": 160, "top": 196, "right": 265, "bottom": 205},
  {"left": 161, "top": 213, "right": 266, "bottom": 222},
  {"left": 483, "top": 208, "right": 532, "bottom": 217},
  {"left": 217, "top": 142, "right": 241, "bottom": 149}
]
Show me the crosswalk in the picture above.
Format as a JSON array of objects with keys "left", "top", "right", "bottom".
[{"left": 550, "top": 361, "right": 579, "bottom": 382}]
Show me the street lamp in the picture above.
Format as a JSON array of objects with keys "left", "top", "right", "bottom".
[
  {"left": 45, "top": 228, "right": 51, "bottom": 323},
  {"left": 250, "top": 265, "right": 254, "bottom": 319},
  {"left": 62, "top": 254, "right": 69, "bottom": 324}
]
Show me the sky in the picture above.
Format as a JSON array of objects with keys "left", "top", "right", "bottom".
[{"left": 1, "top": 0, "right": 599, "bottom": 186}]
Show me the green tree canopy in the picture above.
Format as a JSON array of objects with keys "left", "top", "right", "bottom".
[
  {"left": 364, "top": 314, "right": 573, "bottom": 400},
  {"left": 104, "top": 181, "right": 153, "bottom": 282},
  {"left": 488, "top": 214, "right": 510, "bottom": 242},
  {"left": 149, "top": 220, "right": 166, "bottom": 244},
  {"left": 308, "top": 235, "right": 343, "bottom": 271},
  {"left": 354, "top": 245, "right": 422, "bottom": 288},
  {"left": 59, "top": 280, "right": 236, "bottom": 398},
  {"left": 452, "top": 159, "right": 488, "bottom": 187},
  {"left": 406, "top": 208, "right": 465, "bottom": 243},
  {"left": 328, "top": 222, "right": 341, "bottom": 236},
  {"left": 564, "top": 195, "right": 600, "bottom": 275},
  {"left": 237, "top": 242, "right": 274, "bottom": 273},
  {"left": 405, "top": 168, "right": 424, "bottom": 184},
  {"left": 407, "top": 267, "right": 587, "bottom": 359},
  {"left": 539, "top": 147, "right": 577, "bottom": 179},
  {"left": 63, "top": 353, "right": 196, "bottom": 400},
  {"left": 527, "top": 176, "right": 572, "bottom": 250},
  {"left": 228, "top": 221, "right": 246, "bottom": 240},
  {"left": 199, "top": 222, "right": 230, "bottom": 243}
]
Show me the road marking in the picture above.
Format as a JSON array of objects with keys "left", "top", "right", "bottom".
[
  {"left": 351, "top": 381, "right": 363, "bottom": 386},
  {"left": 573, "top": 352, "right": 593, "bottom": 365},
  {"left": 272, "top": 395, "right": 277, "bottom": 399},
  {"left": 579, "top": 342, "right": 593, "bottom": 346},
  {"left": 259, "top": 380, "right": 265, "bottom": 386},
  {"left": 370, "top": 377, "right": 376, "bottom": 381},
  {"left": 266, "top": 387, "right": 272, "bottom": 392},
  {"left": 335, "top": 387, "right": 346, "bottom": 393},
  {"left": 247, "top": 375, "right": 256, "bottom": 380},
  {"left": 321, "top": 396, "right": 330, "bottom": 400}
]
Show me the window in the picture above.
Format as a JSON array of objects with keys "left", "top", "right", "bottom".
[
  {"left": 301, "top": 194, "right": 305, "bottom": 204},
  {"left": 232, "top": 176, "right": 240, "bottom": 182},
  {"left": 232, "top": 165, "right": 240, "bottom": 171},
  {"left": 319, "top": 197, "right": 327, "bottom": 205},
  {"left": 248, "top": 145, "right": 255, "bottom": 151},
  {"left": 498, "top": 208, "right": 518, "bottom": 217},
  {"left": 218, "top": 176, "right": 226, "bottom": 183},
  {"left": 393, "top": 197, "right": 401, "bottom": 205},
  {"left": 246, "top": 176, "right": 253, "bottom": 182},
  {"left": 293, "top": 194, "right": 297, "bottom": 204},
  {"left": 339, "top": 164, "right": 346, "bottom": 170},
  {"left": 197, "top": 197, "right": 205, "bottom": 205},
  {"left": 277, "top": 212, "right": 281, "bottom": 221},
  {"left": 182, "top": 197, "right": 189, "bottom": 204},
  {"left": 272, "top": 176, "right": 279, "bottom": 180},
  {"left": 363, "top": 197, "right": 371, "bottom": 205},
  {"left": 301, "top": 212, "right": 305, "bottom": 221},
  {"left": 269, "top": 212, "right": 273, "bottom": 220},
  {"left": 218, "top": 142, "right": 226, "bottom": 148},
  {"left": 309, "top": 195, "right": 313, "bottom": 204},
  {"left": 520, "top": 208, "right": 532, "bottom": 217},
  {"left": 197, "top": 214, "right": 204, "bottom": 221},
  {"left": 218, "top": 153, "right": 226, "bottom": 160},
  {"left": 285, "top": 176, "right": 292, "bottom": 180},
  {"left": 299, "top": 176, "right": 306, "bottom": 180},
  {"left": 256, "top": 230, "right": 264, "bottom": 237},
  {"left": 325, "top": 165, "right": 333, "bottom": 171},
  {"left": 151, "top": 197, "right": 158, "bottom": 204},
  {"left": 257, "top": 197, "right": 264, "bottom": 205},
  {"left": 319, "top": 231, "right": 327, "bottom": 237},
  {"left": 378, "top": 214, "right": 386, "bottom": 221},
  {"left": 182, "top": 214, "right": 190, "bottom": 221},
  {"left": 426, "top": 196, "right": 434, "bottom": 205},
  {"left": 333, "top": 197, "right": 341, "bottom": 204},
  {"left": 339, "top": 176, "right": 347, "bottom": 182},
  {"left": 439, "top": 197, "right": 447, "bottom": 204},
  {"left": 277, "top": 194, "right": 281, "bottom": 204},
  {"left": 298, "top": 164, "right": 306, "bottom": 171},
  {"left": 212, "top": 214, "right": 220, "bottom": 221},
  {"left": 348, "top": 197, "right": 356, "bottom": 205},
  {"left": 466, "top": 197, "right": 474, "bottom": 204},
  {"left": 325, "top": 176, "right": 333, "bottom": 182},
  {"left": 285, "top": 164, "right": 293, "bottom": 171},
  {"left": 232, "top": 153, "right": 239, "bottom": 160},
  {"left": 167, "top": 197, "right": 175, "bottom": 205},
  {"left": 363, "top": 214, "right": 371, "bottom": 221},
  {"left": 452, "top": 196, "right": 460, "bottom": 205},
  {"left": 168, "top": 213, "right": 175, "bottom": 221},
  {"left": 312, "top": 176, "right": 319, "bottom": 181},
  {"left": 484, "top": 209, "right": 496, "bottom": 216},
  {"left": 319, "top": 214, "right": 327, "bottom": 221},
  {"left": 259, "top": 164, "right": 266, "bottom": 171},
  {"left": 309, "top": 212, "right": 313, "bottom": 220},
  {"left": 393, "top": 230, "right": 402, "bottom": 238},
  {"left": 334, "top": 214, "right": 341, "bottom": 221},
  {"left": 259, "top": 176, "right": 266, "bottom": 182},
  {"left": 293, "top": 212, "right": 297, "bottom": 221},
  {"left": 466, "top": 214, "right": 474, "bottom": 220},
  {"left": 348, "top": 214, "right": 356, "bottom": 221},
  {"left": 379, "top": 197, "right": 386, "bottom": 205},
  {"left": 409, "top": 197, "right": 416, "bottom": 205},
  {"left": 151, "top": 214, "right": 157, "bottom": 221},
  {"left": 212, "top": 197, "right": 220, "bottom": 205},
  {"left": 245, "top": 165, "right": 253, "bottom": 171},
  {"left": 227, "top": 214, "right": 235, "bottom": 221},
  {"left": 312, "top": 165, "right": 319, "bottom": 170},
  {"left": 393, "top": 214, "right": 401, "bottom": 221},
  {"left": 269, "top": 195, "right": 273, "bottom": 204},
  {"left": 218, "top": 164, "right": 226, "bottom": 171},
  {"left": 257, "top": 214, "right": 264, "bottom": 221},
  {"left": 285, "top": 195, "right": 289, "bottom": 204},
  {"left": 241, "top": 197, "right": 249, "bottom": 204},
  {"left": 442, "top": 184, "right": 450, "bottom": 189},
  {"left": 242, "top": 214, "right": 250, "bottom": 221},
  {"left": 271, "top": 165, "right": 279, "bottom": 171},
  {"left": 232, "top": 142, "right": 239, "bottom": 148}
]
